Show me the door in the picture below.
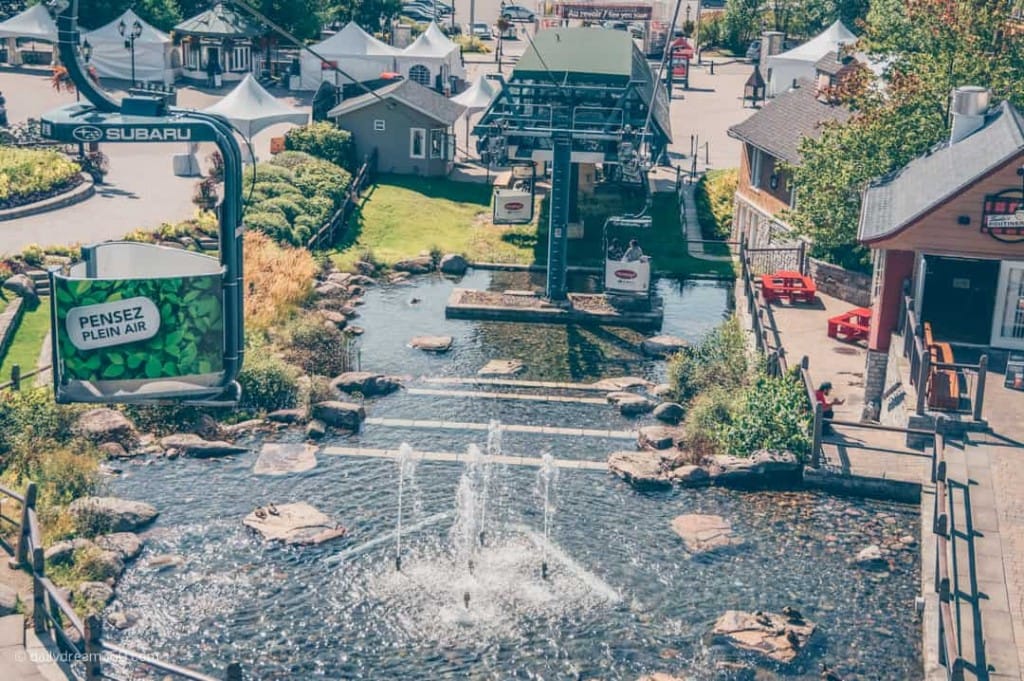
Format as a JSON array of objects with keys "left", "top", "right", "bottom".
[
  {"left": 991, "top": 260, "right": 1024, "bottom": 350},
  {"left": 921, "top": 256, "right": 1000, "bottom": 344}
]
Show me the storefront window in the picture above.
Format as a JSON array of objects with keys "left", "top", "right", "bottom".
[{"left": 409, "top": 128, "right": 426, "bottom": 159}]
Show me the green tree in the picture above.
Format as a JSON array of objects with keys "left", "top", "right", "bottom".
[
  {"left": 324, "top": 0, "right": 401, "bottom": 34},
  {"left": 78, "top": 0, "right": 181, "bottom": 31},
  {"left": 255, "top": 0, "right": 326, "bottom": 41}
]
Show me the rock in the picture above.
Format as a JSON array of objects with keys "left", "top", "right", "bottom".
[
  {"left": 669, "top": 465, "right": 710, "bottom": 486},
  {"left": 75, "top": 408, "right": 137, "bottom": 448},
  {"left": 641, "top": 335, "right": 689, "bottom": 358},
  {"left": 159, "top": 434, "right": 248, "bottom": 458},
  {"left": 707, "top": 450, "right": 802, "bottom": 487},
  {"left": 671, "top": 514, "right": 743, "bottom": 554},
  {"left": 254, "top": 443, "right": 318, "bottom": 475},
  {"left": 637, "top": 674, "right": 689, "bottom": 681},
  {"left": 410, "top": 335, "right": 453, "bottom": 353},
  {"left": 354, "top": 260, "right": 376, "bottom": 276},
  {"left": 326, "top": 272, "right": 353, "bottom": 286},
  {"left": 607, "top": 392, "right": 654, "bottom": 415},
  {"left": 393, "top": 256, "right": 434, "bottom": 274},
  {"left": 243, "top": 502, "right": 347, "bottom": 545},
  {"left": 387, "top": 271, "right": 410, "bottom": 284},
  {"left": 653, "top": 402, "right": 684, "bottom": 424},
  {"left": 899, "top": 535, "right": 917, "bottom": 546},
  {"left": 191, "top": 413, "right": 222, "bottom": 439},
  {"left": 94, "top": 533, "right": 143, "bottom": 561},
  {"left": 478, "top": 359, "right": 526, "bottom": 377},
  {"left": 607, "top": 450, "right": 683, "bottom": 485},
  {"left": 439, "top": 253, "right": 468, "bottom": 275},
  {"left": 44, "top": 538, "right": 97, "bottom": 565},
  {"left": 97, "top": 442, "right": 128, "bottom": 458},
  {"left": 855, "top": 545, "right": 886, "bottom": 567},
  {"left": 69, "top": 497, "right": 159, "bottom": 533},
  {"left": 3, "top": 273, "right": 38, "bottom": 304},
  {"left": 330, "top": 371, "right": 401, "bottom": 397},
  {"left": 639, "top": 425, "right": 685, "bottom": 450},
  {"left": 267, "top": 408, "right": 306, "bottom": 424},
  {"left": 649, "top": 383, "right": 674, "bottom": 398},
  {"left": 88, "top": 550, "right": 126, "bottom": 580},
  {"left": 311, "top": 401, "right": 365, "bottom": 429},
  {"left": 346, "top": 325, "right": 365, "bottom": 336},
  {"left": 710, "top": 610, "right": 816, "bottom": 664},
  {"left": 143, "top": 554, "right": 184, "bottom": 571},
  {"left": 75, "top": 582, "right": 114, "bottom": 607},
  {"left": 306, "top": 419, "right": 327, "bottom": 440},
  {"left": 593, "top": 376, "right": 653, "bottom": 391},
  {"left": 320, "top": 309, "right": 347, "bottom": 327},
  {"left": 314, "top": 282, "right": 347, "bottom": 298},
  {"left": 347, "top": 284, "right": 365, "bottom": 298},
  {"left": 107, "top": 610, "right": 139, "bottom": 630},
  {"left": 0, "top": 583, "right": 17, "bottom": 616},
  {"left": 222, "top": 419, "right": 265, "bottom": 437},
  {"left": 339, "top": 305, "right": 359, "bottom": 318},
  {"left": 349, "top": 275, "right": 376, "bottom": 287}
]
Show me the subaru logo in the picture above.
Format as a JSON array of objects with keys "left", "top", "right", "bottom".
[{"left": 71, "top": 126, "right": 103, "bottom": 142}]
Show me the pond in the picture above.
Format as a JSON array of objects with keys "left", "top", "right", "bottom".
[{"left": 101, "top": 271, "right": 923, "bottom": 680}]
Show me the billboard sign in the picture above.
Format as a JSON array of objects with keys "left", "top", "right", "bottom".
[
  {"left": 558, "top": 4, "right": 652, "bottom": 20},
  {"left": 982, "top": 190, "right": 1024, "bottom": 243}
]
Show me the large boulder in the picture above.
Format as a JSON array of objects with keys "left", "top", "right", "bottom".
[
  {"left": 69, "top": 497, "right": 159, "bottom": 533},
  {"left": 75, "top": 409, "right": 137, "bottom": 448},
  {"left": 708, "top": 450, "right": 802, "bottom": 487},
  {"left": 143, "top": 554, "right": 184, "bottom": 572},
  {"left": 87, "top": 550, "right": 126, "bottom": 581},
  {"left": 326, "top": 272, "right": 353, "bottom": 287},
  {"left": 668, "top": 465, "right": 711, "bottom": 486},
  {"left": 608, "top": 450, "right": 684, "bottom": 485},
  {"left": 354, "top": 260, "right": 376, "bottom": 276},
  {"left": 243, "top": 502, "right": 347, "bottom": 545},
  {"left": 607, "top": 392, "right": 654, "bottom": 416},
  {"left": 478, "top": 359, "right": 525, "bottom": 377},
  {"left": 306, "top": 419, "right": 327, "bottom": 440},
  {"left": 330, "top": 371, "right": 401, "bottom": 397},
  {"left": 44, "top": 538, "right": 96, "bottom": 565},
  {"left": 94, "top": 533, "right": 143, "bottom": 561},
  {"left": 393, "top": 256, "right": 434, "bottom": 274},
  {"left": 710, "top": 610, "right": 816, "bottom": 664},
  {"left": 320, "top": 309, "right": 348, "bottom": 328},
  {"left": 254, "top": 443, "right": 318, "bottom": 475},
  {"left": 410, "top": 335, "right": 453, "bottom": 353},
  {"left": 3, "top": 274, "right": 38, "bottom": 305},
  {"left": 159, "top": 433, "right": 248, "bottom": 458},
  {"left": 653, "top": 402, "right": 684, "bottom": 424},
  {"left": 672, "top": 514, "right": 743, "bottom": 554},
  {"left": 641, "top": 335, "right": 689, "bottom": 358},
  {"left": 311, "top": 401, "right": 365, "bottom": 429},
  {"left": 314, "top": 282, "right": 347, "bottom": 299},
  {"left": 854, "top": 544, "right": 887, "bottom": 569},
  {"left": 0, "top": 583, "right": 17, "bottom": 616},
  {"left": 439, "top": 253, "right": 468, "bottom": 275},
  {"left": 75, "top": 582, "right": 114, "bottom": 607},
  {"left": 639, "top": 425, "right": 685, "bottom": 450}
]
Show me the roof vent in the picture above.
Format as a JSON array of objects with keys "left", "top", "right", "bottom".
[
  {"left": 950, "top": 86, "right": 990, "bottom": 144},
  {"left": 791, "top": 78, "right": 799, "bottom": 90}
]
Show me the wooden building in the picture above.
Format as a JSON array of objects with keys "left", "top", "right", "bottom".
[{"left": 175, "top": 2, "right": 265, "bottom": 84}]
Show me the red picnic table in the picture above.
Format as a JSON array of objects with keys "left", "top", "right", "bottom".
[
  {"left": 760, "top": 270, "right": 816, "bottom": 304},
  {"left": 828, "top": 306, "right": 872, "bottom": 342}
]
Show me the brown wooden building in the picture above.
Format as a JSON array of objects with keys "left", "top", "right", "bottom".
[{"left": 858, "top": 88, "right": 1024, "bottom": 406}]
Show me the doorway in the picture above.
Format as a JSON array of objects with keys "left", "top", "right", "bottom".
[
  {"left": 992, "top": 260, "right": 1024, "bottom": 350},
  {"left": 921, "top": 256, "right": 1000, "bottom": 344}
]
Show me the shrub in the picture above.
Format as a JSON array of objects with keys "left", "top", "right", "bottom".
[
  {"left": 0, "top": 389, "right": 84, "bottom": 462},
  {"left": 298, "top": 195, "right": 334, "bottom": 224},
  {"left": 243, "top": 231, "right": 318, "bottom": 330},
  {"left": 290, "top": 161, "right": 351, "bottom": 204},
  {"left": 19, "top": 243, "right": 45, "bottom": 266},
  {"left": 0, "top": 146, "right": 81, "bottom": 204},
  {"left": 667, "top": 316, "right": 749, "bottom": 404},
  {"left": 720, "top": 372, "right": 812, "bottom": 460},
  {"left": 269, "top": 150, "right": 318, "bottom": 170},
  {"left": 682, "top": 388, "right": 734, "bottom": 460},
  {"left": 238, "top": 352, "right": 300, "bottom": 413},
  {"left": 283, "top": 315, "right": 353, "bottom": 377},
  {"left": 245, "top": 211, "right": 294, "bottom": 244},
  {"left": 245, "top": 164, "right": 295, "bottom": 184},
  {"left": 263, "top": 197, "right": 304, "bottom": 224},
  {"left": 694, "top": 168, "right": 738, "bottom": 240},
  {"left": 253, "top": 181, "right": 304, "bottom": 201},
  {"left": 284, "top": 122, "right": 357, "bottom": 171}
]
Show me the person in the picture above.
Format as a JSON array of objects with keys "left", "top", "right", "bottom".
[
  {"left": 622, "top": 239, "right": 644, "bottom": 262},
  {"left": 607, "top": 238, "right": 624, "bottom": 260},
  {"left": 0, "top": 91, "right": 8, "bottom": 128},
  {"left": 815, "top": 382, "right": 844, "bottom": 432},
  {"left": 205, "top": 58, "right": 220, "bottom": 88}
]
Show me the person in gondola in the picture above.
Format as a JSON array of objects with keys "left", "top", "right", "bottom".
[
  {"left": 607, "top": 238, "right": 624, "bottom": 261},
  {"left": 622, "top": 239, "right": 644, "bottom": 262}
]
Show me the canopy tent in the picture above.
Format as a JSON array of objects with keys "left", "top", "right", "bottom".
[
  {"left": 396, "top": 22, "right": 466, "bottom": 91},
  {"left": 85, "top": 9, "right": 176, "bottom": 84},
  {"left": 0, "top": 4, "right": 58, "bottom": 40},
  {"left": 298, "top": 22, "right": 401, "bottom": 90},
  {"left": 204, "top": 73, "right": 309, "bottom": 138},
  {"left": 451, "top": 74, "right": 499, "bottom": 160},
  {"left": 766, "top": 20, "right": 856, "bottom": 96}
]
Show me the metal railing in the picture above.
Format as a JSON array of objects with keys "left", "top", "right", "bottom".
[
  {"left": 738, "top": 242, "right": 788, "bottom": 374},
  {"left": 0, "top": 482, "right": 241, "bottom": 680},
  {"left": 307, "top": 148, "right": 377, "bottom": 250}
]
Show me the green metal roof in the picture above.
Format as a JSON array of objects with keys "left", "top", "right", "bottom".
[
  {"left": 175, "top": 2, "right": 264, "bottom": 38},
  {"left": 514, "top": 28, "right": 635, "bottom": 80}
]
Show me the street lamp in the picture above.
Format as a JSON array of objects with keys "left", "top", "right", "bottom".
[{"left": 118, "top": 18, "right": 143, "bottom": 85}]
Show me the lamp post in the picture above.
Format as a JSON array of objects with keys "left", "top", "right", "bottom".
[{"left": 118, "top": 18, "right": 143, "bottom": 86}]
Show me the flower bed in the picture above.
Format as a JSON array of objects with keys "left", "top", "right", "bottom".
[{"left": 0, "top": 146, "right": 83, "bottom": 210}]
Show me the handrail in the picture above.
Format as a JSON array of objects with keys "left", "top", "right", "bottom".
[
  {"left": 306, "top": 149, "right": 377, "bottom": 250},
  {"left": 100, "top": 641, "right": 235, "bottom": 681},
  {"left": 0, "top": 363, "right": 52, "bottom": 392}
]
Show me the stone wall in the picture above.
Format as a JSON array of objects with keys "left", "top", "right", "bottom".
[
  {"left": 807, "top": 258, "right": 871, "bottom": 307},
  {"left": 0, "top": 296, "right": 25, "bottom": 367}
]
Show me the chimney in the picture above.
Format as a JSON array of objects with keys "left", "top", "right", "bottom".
[
  {"left": 760, "top": 31, "right": 784, "bottom": 66},
  {"left": 949, "top": 86, "right": 990, "bottom": 144}
]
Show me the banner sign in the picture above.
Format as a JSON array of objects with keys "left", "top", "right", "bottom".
[
  {"left": 54, "top": 275, "right": 224, "bottom": 382},
  {"left": 982, "top": 190, "right": 1024, "bottom": 243},
  {"left": 558, "top": 4, "right": 652, "bottom": 20}
]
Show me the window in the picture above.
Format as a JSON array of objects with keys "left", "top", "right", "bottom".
[
  {"left": 748, "top": 146, "right": 763, "bottom": 188},
  {"left": 410, "top": 128, "right": 426, "bottom": 159},
  {"left": 373, "top": 119, "right": 386, "bottom": 132},
  {"left": 430, "top": 129, "right": 445, "bottom": 159},
  {"left": 186, "top": 44, "right": 200, "bottom": 70},
  {"left": 229, "top": 45, "right": 249, "bottom": 72},
  {"left": 409, "top": 64, "right": 432, "bottom": 87}
]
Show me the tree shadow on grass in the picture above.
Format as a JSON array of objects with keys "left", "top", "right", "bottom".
[{"left": 374, "top": 173, "right": 491, "bottom": 206}]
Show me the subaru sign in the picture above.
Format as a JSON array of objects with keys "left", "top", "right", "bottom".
[{"left": 71, "top": 125, "right": 104, "bottom": 142}]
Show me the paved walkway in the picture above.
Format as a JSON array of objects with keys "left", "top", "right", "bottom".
[{"left": 0, "top": 614, "right": 71, "bottom": 681}]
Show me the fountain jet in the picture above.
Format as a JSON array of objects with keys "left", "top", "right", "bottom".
[{"left": 395, "top": 443, "right": 417, "bottom": 573}]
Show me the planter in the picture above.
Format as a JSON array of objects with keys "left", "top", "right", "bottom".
[{"left": 0, "top": 173, "right": 94, "bottom": 222}]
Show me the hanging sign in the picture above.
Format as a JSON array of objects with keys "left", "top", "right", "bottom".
[
  {"left": 558, "top": 4, "right": 652, "bottom": 20},
  {"left": 981, "top": 189, "right": 1024, "bottom": 243}
]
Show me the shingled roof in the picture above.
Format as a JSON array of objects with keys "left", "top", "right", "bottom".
[
  {"left": 727, "top": 78, "right": 852, "bottom": 165},
  {"left": 859, "top": 100, "right": 1024, "bottom": 243},
  {"left": 327, "top": 79, "right": 465, "bottom": 126}
]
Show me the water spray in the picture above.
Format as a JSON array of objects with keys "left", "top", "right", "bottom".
[
  {"left": 541, "top": 561, "right": 549, "bottom": 580},
  {"left": 463, "top": 591, "right": 471, "bottom": 609}
]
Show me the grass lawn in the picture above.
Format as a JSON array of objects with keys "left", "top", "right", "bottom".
[
  {"left": 329, "top": 174, "right": 536, "bottom": 270},
  {"left": 0, "top": 298, "right": 51, "bottom": 381}
]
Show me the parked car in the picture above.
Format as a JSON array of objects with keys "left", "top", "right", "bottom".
[
  {"left": 603, "top": 20, "right": 629, "bottom": 31},
  {"left": 401, "top": 5, "right": 441, "bottom": 22},
  {"left": 501, "top": 4, "right": 536, "bottom": 22},
  {"left": 402, "top": 1, "right": 450, "bottom": 17},
  {"left": 628, "top": 22, "right": 645, "bottom": 39},
  {"left": 466, "top": 22, "right": 493, "bottom": 39},
  {"left": 746, "top": 39, "right": 761, "bottom": 61}
]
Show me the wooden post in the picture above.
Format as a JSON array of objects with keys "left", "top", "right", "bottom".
[
  {"left": 32, "top": 546, "right": 46, "bottom": 633},
  {"left": 10, "top": 364, "right": 20, "bottom": 391},
  {"left": 797, "top": 240, "right": 806, "bottom": 274},
  {"left": 14, "top": 482, "right": 36, "bottom": 567},
  {"left": 84, "top": 614, "right": 103, "bottom": 681},
  {"left": 226, "top": 662, "right": 243, "bottom": 681},
  {"left": 811, "top": 402, "right": 823, "bottom": 468},
  {"left": 916, "top": 348, "right": 930, "bottom": 415},
  {"left": 973, "top": 355, "right": 987, "bottom": 422}
]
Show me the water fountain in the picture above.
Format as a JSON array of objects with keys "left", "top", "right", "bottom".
[
  {"left": 394, "top": 443, "right": 417, "bottom": 572},
  {"left": 536, "top": 453, "right": 558, "bottom": 580}
]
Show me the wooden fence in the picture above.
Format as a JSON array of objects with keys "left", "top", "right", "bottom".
[
  {"left": 0, "top": 363, "right": 51, "bottom": 392},
  {"left": 0, "top": 482, "right": 241, "bottom": 680},
  {"left": 307, "top": 149, "right": 377, "bottom": 250}
]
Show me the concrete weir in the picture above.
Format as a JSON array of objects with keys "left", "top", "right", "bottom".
[{"left": 445, "top": 289, "right": 665, "bottom": 329}]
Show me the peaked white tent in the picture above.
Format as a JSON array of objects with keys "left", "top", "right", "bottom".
[
  {"left": 85, "top": 9, "right": 176, "bottom": 84},
  {"left": 397, "top": 23, "right": 466, "bottom": 91},
  {"left": 451, "top": 74, "right": 499, "bottom": 159},
  {"left": 204, "top": 74, "right": 309, "bottom": 138},
  {"left": 0, "top": 4, "right": 58, "bottom": 41},
  {"left": 766, "top": 20, "right": 856, "bottom": 96},
  {"left": 298, "top": 22, "right": 401, "bottom": 90}
]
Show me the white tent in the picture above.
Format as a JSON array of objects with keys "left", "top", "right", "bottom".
[
  {"left": 204, "top": 74, "right": 309, "bottom": 138},
  {"left": 766, "top": 20, "right": 856, "bottom": 96},
  {"left": 396, "top": 23, "right": 466, "bottom": 91},
  {"left": 298, "top": 22, "right": 401, "bottom": 90},
  {"left": 85, "top": 9, "right": 176, "bottom": 84},
  {"left": 451, "top": 74, "right": 499, "bottom": 159},
  {"left": 0, "top": 4, "right": 58, "bottom": 41}
]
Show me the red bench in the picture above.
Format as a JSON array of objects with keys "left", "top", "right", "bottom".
[
  {"left": 828, "top": 307, "right": 871, "bottom": 342},
  {"left": 760, "top": 271, "right": 816, "bottom": 304}
]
